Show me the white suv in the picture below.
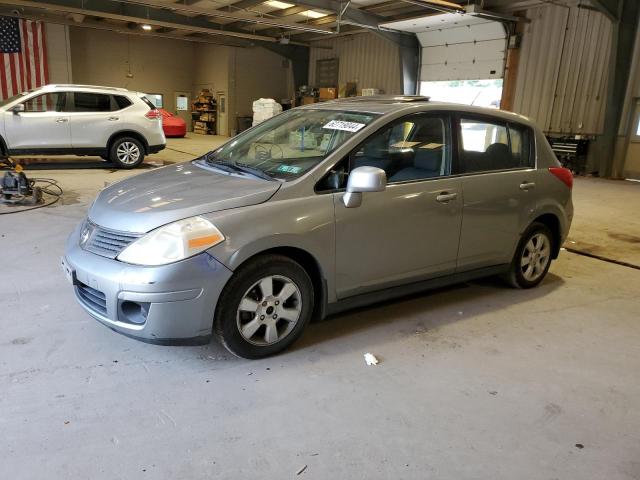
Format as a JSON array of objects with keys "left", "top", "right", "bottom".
[{"left": 0, "top": 84, "right": 166, "bottom": 168}]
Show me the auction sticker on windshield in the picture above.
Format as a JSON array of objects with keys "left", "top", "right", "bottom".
[{"left": 323, "top": 120, "right": 366, "bottom": 133}]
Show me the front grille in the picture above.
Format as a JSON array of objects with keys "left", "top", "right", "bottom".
[
  {"left": 76, "top": 282, "right": 107, "bottom": 316},
  {"left": 81, "top": 222, "right": 141, "bottom": 258}
]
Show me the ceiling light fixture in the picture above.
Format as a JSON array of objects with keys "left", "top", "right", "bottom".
[
  {"left": 264, "top": 0, "right": 294, "bottom": 9},
  {"left": 300, "top": 10, "right": 327, "bottom": 19}
]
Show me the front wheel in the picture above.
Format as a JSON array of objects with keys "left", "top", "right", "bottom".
[
  {"left": 504, "top": 222, "right": 554, "bottom": 289},
  {"left": 109, "top": 137, "right": 145, "bottom": 169},
  {"left": 214, "top": 255, "right": 314, "bottom": 359}
]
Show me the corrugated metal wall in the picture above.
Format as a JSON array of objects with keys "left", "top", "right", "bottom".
[
  {"left": 308, "top": 32, "right": 402, "bottom": 95},
  {"left": 513, "top": 4, "right": 612, "bottom": 135}
]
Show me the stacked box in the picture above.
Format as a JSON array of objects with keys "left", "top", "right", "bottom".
[{"left": 252, "top": 98, "right": 283, "bottom": 126}]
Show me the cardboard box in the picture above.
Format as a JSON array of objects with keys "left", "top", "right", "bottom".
[{"left": 319, "top": 87, "right": 337, "bottom": 100}]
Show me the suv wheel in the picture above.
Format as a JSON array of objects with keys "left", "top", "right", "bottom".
[
  {"left": 214, "top": 255, "right": 314, "bottom": 359},
  {"left": 110, "top": 137, "right": 145, "bottom": 169},
  {"left": 505, "top": 222, "right": 553, "bottom": 289}
]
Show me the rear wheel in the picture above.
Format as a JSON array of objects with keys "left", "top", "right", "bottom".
[
  {"left": 214, "top": 255, "right": 314, "bottom": 359},
  {"left": 109, "top": 137, "right": 145, "bottom": 169},
  {"left": 505, "top": 222, "right": 553, "bottom": 288}
]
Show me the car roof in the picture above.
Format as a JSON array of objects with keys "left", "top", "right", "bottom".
[
  {"left": 38, "top": 84, "right": 138, "bottom": 95},
  {"left": 299, "top": 96, "right": 535, "bottom": 127}
]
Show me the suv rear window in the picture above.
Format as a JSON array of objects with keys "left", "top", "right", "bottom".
[
  {"left": 113, "top": 95, "right": 132, "bottom": 110},
  {"left": 72, "top": 92, "right": 112, "bottom": 112}
]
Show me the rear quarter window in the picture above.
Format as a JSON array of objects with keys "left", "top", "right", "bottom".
[{"left": 113, "top": 95, "right": 133, "bottom": 110}]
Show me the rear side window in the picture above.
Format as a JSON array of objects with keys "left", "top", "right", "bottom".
[
  {"left": 113, "top": 95, "right": 132, "bottom": 110},
  {"left": 72, "top": 92, "right": 112, "bottom": 112},
  {"left": 459, "top": 118, "right": 532, "bottom": 173}
]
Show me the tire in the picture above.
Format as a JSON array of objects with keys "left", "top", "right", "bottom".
[
  {"left": 214, "top": 254, "right": 314, "bottom": 359},
  {"left": 504, "top": 222, "right": 554, "bottom": 289},
  {"left": 109, "top": 136, "right": 145, "bottom": 169}
]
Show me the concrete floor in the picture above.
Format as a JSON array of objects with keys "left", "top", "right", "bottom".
[{"left": 1, "top": 137, "right": 639, "bottom": 479}]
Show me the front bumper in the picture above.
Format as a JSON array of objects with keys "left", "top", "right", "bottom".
[{"left": 63, "top": 223, "right": 233, "bottom": 342}]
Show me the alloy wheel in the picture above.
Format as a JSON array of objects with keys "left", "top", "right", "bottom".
[
  {"left": 236, "top": 275, "right": 302, "bottom": 346},
  {"left": 521, "top": 233, "right": 551, "bottom": 282},
  {"left": 116, "top": 142, "right": 141, "bottom": 165}
]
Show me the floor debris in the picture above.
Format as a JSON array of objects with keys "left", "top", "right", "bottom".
[
  {"left": 296, "top": 465, "right": 307, "bottom": 475},
  {"left": 364, "top": 353, "right": 379, "bottom": 366}
]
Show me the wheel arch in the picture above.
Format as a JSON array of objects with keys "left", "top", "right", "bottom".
[
  {"left": 532, "top": 213, "right": 562, "bottom": 259},
  {"left": 107, "top": 130, "right": 150, "bottom": 154},
  {"left": 0, "top": 134, "right": 8, "bottom": 157},
  {"left": 230, "top": 246, "right": 328, "bottom": 322}
]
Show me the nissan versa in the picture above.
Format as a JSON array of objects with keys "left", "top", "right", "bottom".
[{"left": 62, "top": 96, "right": 574, "bottom": 359}]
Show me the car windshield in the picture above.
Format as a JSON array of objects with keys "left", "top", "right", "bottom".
[
  {"left": 0, "top": 91, "right": 30, "bottom": 108},
  {"left": 202, "top": 109, "right": 379, "bottom": 181}
]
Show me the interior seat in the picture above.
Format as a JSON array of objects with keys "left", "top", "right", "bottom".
[
  {"left": 485, "top": 142, "right": 512, "bottom": 170},
  {"left": 388, "top": 149, "right": 442, "bottom": 182}
]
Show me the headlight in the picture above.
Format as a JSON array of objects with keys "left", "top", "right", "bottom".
[{"left": 117, "top": 216, "right": 224, "bottom": 266}]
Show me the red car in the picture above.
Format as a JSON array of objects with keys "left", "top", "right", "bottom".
[{"left": 159, "top": 109, "right": 187, "bottom": 137}]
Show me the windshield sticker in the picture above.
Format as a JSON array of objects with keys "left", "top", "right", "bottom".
[
  {"left": 277, "top": 165, "right": 303, "bottom": 174},
  {"left": 322, "top": 120, "right": 366, "bottom": 133}
]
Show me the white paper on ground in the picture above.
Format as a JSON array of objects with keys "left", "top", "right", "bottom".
[{"left": 364, "top": 353, "right": 379, "bottom": 366}]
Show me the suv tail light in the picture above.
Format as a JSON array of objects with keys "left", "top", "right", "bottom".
[
  {"left": 548, "top": 167, "right": 573, "bottom": 189},
  {"left": 145, "top": 109, "right": 161, "bottom": 120}
]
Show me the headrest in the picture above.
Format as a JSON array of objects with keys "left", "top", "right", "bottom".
[{"left": 363, "top": 134, "right": 389, "bottom": 159}]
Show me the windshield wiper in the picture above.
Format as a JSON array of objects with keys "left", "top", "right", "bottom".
[
  {"left": 234, "top": 162, "right": 274, "bottom": 181},
  {"left": 205, "top": 157, "right": 274, "bottom": 181}
]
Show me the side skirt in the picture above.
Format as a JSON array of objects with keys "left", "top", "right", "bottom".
[{"left": 325, "top": 264, "right": 510, "bottom": 317}]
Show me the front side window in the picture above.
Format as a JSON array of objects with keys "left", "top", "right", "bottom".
[
  {"left": 460, "top": 118, "right": 532, "bottom": 172},
  {"left": 72, "top": 92, "right": 112, "bottom": 112},
  {"left": 22, "top": 92, "right": 65, "bottom": 112},
  {"left": 351, "top": 114, "right": 450, "bottom": 183},
  {"left": 202, "top": 109, "right": 379, "bottom": 182}
]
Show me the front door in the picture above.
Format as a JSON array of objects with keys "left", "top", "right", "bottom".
[
  {"left": 455, "top": 115, "right": 538, "bottom": 269},
  {"left": 4, "top": 91, "right": 71, "bottom": 150},
  {"left": 333, "top": 113, "right": 463, "bottom": 298}
]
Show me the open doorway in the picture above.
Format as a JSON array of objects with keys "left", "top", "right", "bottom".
[{"left": 419, "top": 79, "right": 503, "bottom": 108}]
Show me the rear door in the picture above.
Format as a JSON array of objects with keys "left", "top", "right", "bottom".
[
  {"left": 455, "top": 114, "right": 537, "bottom": 270},
  {"left": 4, "top": 91, "right": 71, "bottom": 150},
  {"left": 67, "top": 92, "right": 122, "bottom": 149},
  {"left": 330, "top": 112, "right": 463, "bottom": 298}
]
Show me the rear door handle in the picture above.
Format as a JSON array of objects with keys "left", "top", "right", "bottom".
[
  {"left": 108, "top": 116, "right": 119, "bottom": 121},
  {"left": 519, "top": 182, "right": 536, "bottom": 191},
  {"left": 55, "top": 118, "right": 68, "bottom": 123},
  {"left": 436, "top": 192, "right": 458, "bottom": 203}
]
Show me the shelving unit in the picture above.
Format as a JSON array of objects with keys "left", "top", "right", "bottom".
[{"left": 192, "top": 89, "right": 217, "bottom": 135}]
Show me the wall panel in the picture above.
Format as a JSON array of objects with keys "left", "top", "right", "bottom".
[
  {"left": 512, "top": 4, "right": 612, "bottom": 135},
  {"left": 309, "top": 32, "right": 402, "bottom": 95}
]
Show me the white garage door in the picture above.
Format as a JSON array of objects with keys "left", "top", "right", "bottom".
[{"left": 381, "top": 13, "right": 507, "bottom": 82}]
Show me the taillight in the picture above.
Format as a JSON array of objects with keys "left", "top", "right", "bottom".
[
  {"left": 145, "top": 109, "right": 161, "bottom": 120},
  {"left": 548, "top": 167, "right": 573, "bottom": 189}
]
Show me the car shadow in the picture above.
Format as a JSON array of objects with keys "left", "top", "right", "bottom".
[{"left": 292, "top": 273, "right": 565, "bottom": 354}]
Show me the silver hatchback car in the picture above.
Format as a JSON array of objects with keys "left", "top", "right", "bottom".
[{"left": 62, "top": 96, "right": 573, "bottom": 358}]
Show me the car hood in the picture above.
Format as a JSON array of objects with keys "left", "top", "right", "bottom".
[{"left": 89, "top": 160, "right": 281, "bottom": 233}]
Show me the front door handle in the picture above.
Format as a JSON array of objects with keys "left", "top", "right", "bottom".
[
  {"left": 436, "top": 192, "right": 458, "bottom": 203},
  {"left": 108, "top": 116, "right": 119, "bottom": 121},
  {"left": 55, "top": 118, "right": 68, "bottom": 123},
  {"left": 519, "top": 182, "right": 536, "bottom": 191}
]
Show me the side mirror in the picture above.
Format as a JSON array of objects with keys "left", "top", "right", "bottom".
[
  {"left": 11, "top": 104, "right": 24, "bottom": 114},
  {"left": 343, "top": 166, "right": 387, "bottom": 208}
]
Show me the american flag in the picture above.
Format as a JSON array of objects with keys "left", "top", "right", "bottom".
[{"left": 0, "top": 16, "right": 49, "bottom": 100}]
